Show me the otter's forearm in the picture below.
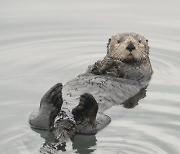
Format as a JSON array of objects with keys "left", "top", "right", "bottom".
[{"left": 90, "top": 58, "right": 115, "bottom": 75}]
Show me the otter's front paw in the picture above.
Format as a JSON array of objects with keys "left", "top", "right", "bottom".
[
  {"left": 101, "top": 58, "right": 114, "bottom": 73},
  {"left": 91, "top": 67, "right": 101, "bottom": 75}
]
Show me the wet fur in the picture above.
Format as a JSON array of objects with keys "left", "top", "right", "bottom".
[{"left": 29, "top": 32, "right": 153, "bottom": 149}]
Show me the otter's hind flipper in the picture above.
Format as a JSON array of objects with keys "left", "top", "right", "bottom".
[
  {"left": 29, "top": 83, "right": 63, "bottom": 130},
  {"left": 72, "top": 93, "right": 111, "bottom": 134}
]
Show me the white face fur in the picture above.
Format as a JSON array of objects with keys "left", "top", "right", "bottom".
[{"left": 107, "top": 33, "right": 149, "bottom": 62}]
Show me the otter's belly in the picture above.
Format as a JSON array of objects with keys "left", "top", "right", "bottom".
[{"left": 62, "top": 73, "right": 144, "bottom": 112}]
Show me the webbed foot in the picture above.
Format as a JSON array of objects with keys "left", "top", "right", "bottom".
[
  {"left": 72, "top": 93, "right": 98, "bottom": 126},
  {"left": 72, "top": 93, "right": 111, "bottom": 134},
  {"left": 29, "top": 83, "right": 63, "bottom": 130}
]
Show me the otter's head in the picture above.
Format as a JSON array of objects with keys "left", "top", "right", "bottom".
[{"left": 107, "top": 32, "right": 149, "bottom": 63}]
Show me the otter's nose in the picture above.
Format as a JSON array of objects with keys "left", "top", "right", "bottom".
[{"left": 126, "top": 43, "right": 135, "bottom": 52}]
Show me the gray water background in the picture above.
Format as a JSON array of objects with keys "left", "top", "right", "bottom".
[{"left": 0, "top": 0, "right": 180, "bottom": 153}]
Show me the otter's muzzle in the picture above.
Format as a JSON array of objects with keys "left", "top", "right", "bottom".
[{"left": 126, "top": 43, "right": 135, "bottom": 52}]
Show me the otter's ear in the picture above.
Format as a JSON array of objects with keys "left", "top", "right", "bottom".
[
  {"left": 107, "top": 38, "right": 111, "bottom": 54},
  {"left": 145, "top": 39, "right": 149, "bottom": 54}
]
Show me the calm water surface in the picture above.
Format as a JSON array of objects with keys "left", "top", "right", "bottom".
[{"left": 1, "top": 0, "right": 180, "bottom": 154}]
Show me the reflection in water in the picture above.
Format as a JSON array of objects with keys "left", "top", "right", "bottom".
[
  {"left": 73, "top": 134, "right": 97, "bottom": 154},
  {"left": 33, "top": 127, "right": 97, "bottom": 153},
  {"left": 32, "top": 128, "right": 69, "bottom": 153},
  {"left": 123, "top": 88, "right": 147, "bottom": 109},
  {"left": 41, "top": 142, "right": 67, "bottom": 153}
]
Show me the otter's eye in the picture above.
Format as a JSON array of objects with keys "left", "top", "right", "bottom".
[
  {"left": 146, "top": 39, "right": 148, "bottom": 42},
  {"left": 138, "top": 40, "right": 141, "bottom": 43},
  {"left": 117, "top": 40, "right": 121, "bottom": 43}
]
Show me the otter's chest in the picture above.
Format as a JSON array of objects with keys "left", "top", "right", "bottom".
[{"left": 114, "top": 63, "right": 152, "bottom": 82}]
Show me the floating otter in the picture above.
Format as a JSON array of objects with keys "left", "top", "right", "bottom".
[{"left": 29, "top": 32, "right": 153, "bottom": 148}]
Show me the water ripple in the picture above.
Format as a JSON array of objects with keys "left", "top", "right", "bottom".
[{"left": 1, "top": 0, "right": 180, "bottom": 153}]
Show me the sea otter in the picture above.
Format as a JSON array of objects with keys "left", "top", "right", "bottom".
[{"left": 29, "top": 32, "right": 153, "bottom": 148}]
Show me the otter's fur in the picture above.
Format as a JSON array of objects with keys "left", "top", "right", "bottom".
[
  {"left": 88, "top": 32, "right": 152, "bottom": 83},
  {"left": 29, "top": 32, "right": 153, "bottom": 150}
]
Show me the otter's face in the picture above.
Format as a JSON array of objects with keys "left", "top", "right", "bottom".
[{"left": 107, "top": 33, "right": 149, "bottom": 62}]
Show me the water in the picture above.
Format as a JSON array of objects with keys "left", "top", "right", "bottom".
[{"left": 0, "top": 0, "right": 180, "bottom": 153}]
